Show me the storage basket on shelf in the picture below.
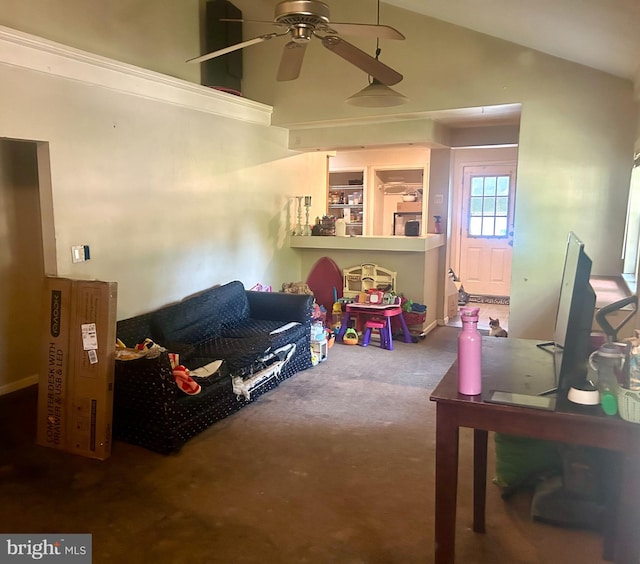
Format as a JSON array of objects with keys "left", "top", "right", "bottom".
[{"left": 617, "top": 387, "right": 640, "bottom": 424}]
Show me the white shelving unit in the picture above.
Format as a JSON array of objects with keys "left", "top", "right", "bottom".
[
  {"left": 373, "top": 167, "right": 426, "bottom": 236},
  {"left": 328, "top": 169, "right": 365, "bottom": 236}
]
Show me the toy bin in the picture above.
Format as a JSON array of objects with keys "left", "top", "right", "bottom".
[{"left": 391, "top": 310, "right": 426, "bottom": 335}]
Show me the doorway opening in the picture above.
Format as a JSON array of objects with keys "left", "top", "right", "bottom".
[
  {"left": 0, "top": 138, "right": 56, "bottom": 395},
  {"left": 447, "top": 146, "right": 518, "bottom": 332}
]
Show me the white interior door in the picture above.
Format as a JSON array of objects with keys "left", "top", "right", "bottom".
[{"left": 458, "top": 165, "right": 516, "bottom": 297}]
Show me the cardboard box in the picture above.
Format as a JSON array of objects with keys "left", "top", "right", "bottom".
[
  {"left": 37, "top": 277, "right": 72, "bottom": 452},
  {"left": 396, "top": 201, "right": 422, "bottom": 213},
  {"left": 446, "top": 277, "right": 460, "bottom": 319},
  {"left": 37, "top": 277, "right": 117, "bottom": 460}
]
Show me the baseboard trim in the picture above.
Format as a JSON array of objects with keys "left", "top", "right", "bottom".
[
  {"left": 423, "top": 320, "right": 439, "bottom": 334},
  {"left": 0, "top": 374, "right": 39, "bottom": 396}
]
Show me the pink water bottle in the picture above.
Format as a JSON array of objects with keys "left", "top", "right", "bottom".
[{"left": 458, "top": 307, "right": 482, "bottom": 395}]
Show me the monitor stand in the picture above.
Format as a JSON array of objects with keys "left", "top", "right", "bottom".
[
  {"left": 535, "top": 341, "right": 559, "bottom": 396},
  {"left": 536, "top": 341, "right": 556, "bottom": 354}
]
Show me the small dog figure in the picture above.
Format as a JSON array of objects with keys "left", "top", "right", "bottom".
[{"left": 489, "top": 317, "right": 508, "bottom": 337}]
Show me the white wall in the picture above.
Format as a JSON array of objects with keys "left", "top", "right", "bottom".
[
  {"left": 0, "top": 0, "right": 202, "bottom": 83},
  {"left": 0, "top": 62, "right": 326, "bottom": 317},
  {"left": 0, "top": 27, "right": 330, "bottom": 392}
]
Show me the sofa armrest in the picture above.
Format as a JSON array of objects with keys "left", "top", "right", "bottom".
[
  {"left": 114, "top": 351, "right": 179, "bottom": 410},
  {"left": 246, "top": 291, "right": 313, "bottom": 324}
]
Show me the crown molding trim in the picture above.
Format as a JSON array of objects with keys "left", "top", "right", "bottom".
[{"left": 0, "top": 25, "right": 273, "bottom": 126}]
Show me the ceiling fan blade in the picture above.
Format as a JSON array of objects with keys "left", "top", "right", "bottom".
[
  {"left": 219, "top": 18, "right": 275, "bottom": 24},
  {"left": 277, "top": 41, "right": 308, "bottom": 81},
  {"left": 321, "top": 36, "right": 403, "bottom": 86},
  {"left": 186, "top": 33, "right": 278, "bottom": 64},
  {"left": 322, "top": 22, "right": 405, "bottom": 40}
]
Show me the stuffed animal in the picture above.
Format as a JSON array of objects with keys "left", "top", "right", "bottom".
[{"left": 281, "top": 281, "right": 313, "bottom": 295}]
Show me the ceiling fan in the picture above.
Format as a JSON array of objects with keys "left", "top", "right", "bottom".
[{"left": 187, "top": 0, "right": 405, "bottom": 85}]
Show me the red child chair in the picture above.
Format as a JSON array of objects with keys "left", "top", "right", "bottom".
[{"left": 362, "top": 316, "right": 394, "bottom": 350}]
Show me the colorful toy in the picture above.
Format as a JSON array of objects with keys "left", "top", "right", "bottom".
[
  {"left": 331, "top": 301, "right": 343, "bottom": 334},
  {"left": 326, "top": 329, "right": 335, "bottom": 349},
  {"left": 367, "top": 290, "right": 384, "bottom": 304},
  {"left": 134, "top": 338, "right": 166, "bottom": 358},
  {"left": 343, "top": 327, "right": 359, "bottom": 345},
  {"left": 172, "top": 364, "right": 201, "bottom": 396},
  {"left": 311, "top": 321, "right": 325, "bottom": 341}
]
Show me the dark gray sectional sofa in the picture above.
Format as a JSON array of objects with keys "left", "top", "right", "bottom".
[{"left": 113, "top": 281, "right": 313, "bottom": 454}]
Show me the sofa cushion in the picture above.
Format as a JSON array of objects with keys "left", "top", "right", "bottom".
[
  {"left": 222, "top": 318, "right": 307, "bottom": 350},
  {"left": 184, "top": 318, "right": 308, "bottom": 378},
  {"left": 189, "top": 334, "right": 272, "bottom": 374},
  {"left": 154, "top": 281, "right": 250, "bottom": 344},
  {"left": 246, "top": 290, "right": 313, "bottom": 323}
]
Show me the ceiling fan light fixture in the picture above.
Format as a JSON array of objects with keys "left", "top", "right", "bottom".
[{"left": 346, "top": 78, "right": 408, "bottom": 107}]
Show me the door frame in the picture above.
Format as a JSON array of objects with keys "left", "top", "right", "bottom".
[
  {"left": 449, "top": 147, "right": 518, "bottom": 297},
  {"left": 0, "top": 138, "right": 56, "bottom": 396}
]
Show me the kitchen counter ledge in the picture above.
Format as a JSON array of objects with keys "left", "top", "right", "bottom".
[{"left": 290, "top": 234, "right": 445, "bottom": 253}]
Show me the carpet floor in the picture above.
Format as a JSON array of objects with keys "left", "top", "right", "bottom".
[{"left": 0, "top": 326, "right": 606, "bottom": 563}]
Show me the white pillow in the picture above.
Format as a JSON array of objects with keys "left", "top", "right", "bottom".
[{"left": 190, "top": 359, "right": 223, "bottom": 378}]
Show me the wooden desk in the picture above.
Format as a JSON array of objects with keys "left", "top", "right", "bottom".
[{"left": 430, "top": 338, "right": 640, "bottom": 564}]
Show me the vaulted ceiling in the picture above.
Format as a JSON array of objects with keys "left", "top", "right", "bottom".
[{"left": 384, "top": 0, "right": 640, "bottom": 84}]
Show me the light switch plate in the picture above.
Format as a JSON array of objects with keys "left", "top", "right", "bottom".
[{"left": 72, "top": 245, "right": 85, "bottom": 263}]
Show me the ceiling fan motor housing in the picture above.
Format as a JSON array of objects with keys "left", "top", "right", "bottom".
[{"left": 274, "top": 1, "right": 330, "bottom": 28}]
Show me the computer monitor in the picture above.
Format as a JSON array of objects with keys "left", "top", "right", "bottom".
[{"left": 552, "top": 232, "right": 597, "bottom": 393}]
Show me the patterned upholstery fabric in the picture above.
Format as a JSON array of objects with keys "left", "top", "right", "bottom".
[{"left": 114, "top": 281, "right": 313, "bottom": 453}]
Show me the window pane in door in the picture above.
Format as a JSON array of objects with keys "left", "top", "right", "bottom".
[
  {"left": 483, "top": 197, "right": 496, "bottom": 215},
  {"left": 469, "top": 217, "right": 482, "bottom": 236},
  {"left": 497, "top": 176, "right": 509, "bottom": 196},
  {"left": 466, "top": 174, "right": 511, "bottom": 238},
  {"left": 496, "top": 196, "right": 508, "bottom": 215},
  {"left": 482, "top": 217, "right": 495, "bottom": 236},
  {"left": 484, "top": 176, "right": 497, "bottom": 196},
  {"left": 471, "top": 177, "right": 484, "bottom": 196},
  {"left": 470, "top": 197, "right": 483, "bottom": 215},
  {"left": 495, "top": 217, "right": 508, "bottom": 236}
]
